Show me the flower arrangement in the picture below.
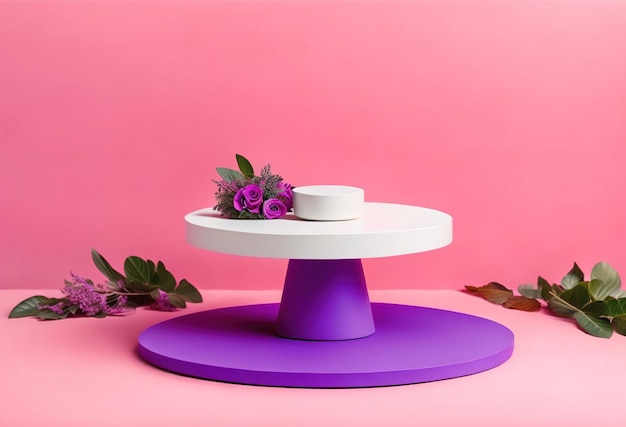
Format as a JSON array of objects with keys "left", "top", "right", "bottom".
[
  {"left": 9, "top": 249, "right": 202, "bottom": 320},
  {"left": 466, "top": 262, "right": 626, "bottom": 338},
  {"left": 214, "top": 154, "right": 293, "bottom": 219}
]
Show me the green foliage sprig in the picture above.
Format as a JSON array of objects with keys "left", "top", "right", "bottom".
[
  {"left": 466, "top": 262, "right": 626, "bottom": 338},
  {"left": 9, "top": 249, "right": 202, "bottom": 320}
]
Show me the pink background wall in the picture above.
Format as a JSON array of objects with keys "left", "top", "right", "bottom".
[{"left": 2, "top": 1, "right": 626, "bottom": 291}]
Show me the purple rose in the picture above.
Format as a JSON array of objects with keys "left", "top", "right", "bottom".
[
  {"left": 233, "top": 184, "right": 264, "bottom": 213},
  {"left": 262, "top": 198, "right": 287, "bottom": 219},
  {"left": 276, "top": 181, "right": 293, "bottom": 211}
]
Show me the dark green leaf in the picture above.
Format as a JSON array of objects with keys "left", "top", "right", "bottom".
[
  {"left": 538, "top": 276, "right": 556, "bottom": 301},
  {"left": 9, "top": 296, "right": 49, "bottom": 318},
  {"left": 518, "top": 284, "right": 541, "bottom": 299},
  {"left": 173, "top": 279, "right": 203, "bottom": 303},
  {"left": 146, "top": 260, "right": 157, "bottom": 282},
  {"left": 68, "top": 304, "right": 80, "bottom": 315},
  {"left": 36, "top": 310, "right": 70, "bottom": 320},
  {"left": 124, "top": 256, "right": 151, "bottom": 284},
  {"left": 153, "top": 261, "right": 176, "bottom": 292},
  {"left": 36, "top": 297, "right": 66, "bottom": 306},
  {"left": 235, "top": 154, "right": 254, "bottom": 178},
  {"left": 605, "top": 298, "right": 626, "bottom": 316},
  {"left": 216, "top": 167, "right": 245, "bottom": 182},
  {"left": 548, "top": 297, "right": 577, "bottom": 317},
  {"left": 167, "top": 293, "right": 187, "bottom": 308},
  {"left": 560, "top": 285, "right": 591, "bottom": 310},
  {"left": 585, "top": 300, "right": 610, "bottom": 318},
  {"left": 566, "top": 262, "right": 585, "bottom": 281},
  {"left": 157, "top": 260, "right": 166, "bottom": 276},
  {"left": 590, "top": 262, "right": 621, "bottom": 298},
  {"left": 91, "top": 249, "right": 125, "bottom": 282},
  {"left": 573, "top": 312, "right": 613, "bottom": 338},
  {"left": 613, "top": 315, "right": 626, "bottom": 336}
]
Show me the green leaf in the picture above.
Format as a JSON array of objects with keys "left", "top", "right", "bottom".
[
  {"left": 587, "top": 278, "right": 618, "bottom": 301},
  {"left": 167, "top": 293, "right": 187, "bottom": 309},
  {"left": 91, "top": 249, "right": 125, "bottom": 282},
  {"left": 124, "top": 256, "right": 152, "bottom": 284},
  {"left": 538, "top": 276, "right": 557, "bottom": 301},
  {"left": 613, "top": 314, "right": 626, "bottom": 336},
  {"left": 153, "top": 261, "right": 176, "bottom": 291},
  {"left": 518, "top": 284, "right": 541, "bottom": 299},
  {"left": 146, "top": 260, "right": 157, "bottom": 282},
  {"left": 36, "top": 297, "right": 66, "bottom": 306},
  {"left": 236, "top": 154, "right": 254, "bottom": 178},
  {"left": 155, "top": 271, "right": 176, "bottom": 292},
  {"left": 590, "top": 262, "right": 621, "bottom": 298},
  {"left": 173, "top": 279, "right": 203, "bottom": 303},
  {"left": 36, "top": 310, "right": 70, "bottom": 320},
  {"left": 560, "top": 285, "right": 592, "bottom": 310},
  {"left": 566, "top": 262, "right": 585, "bottom": 281},
  {"left": 9, "top": 296, "right": 49, "bottom": 318},
  {"left": 605, "top": 298, "right": 626, "bottom": 316},
  {"left": 585, "top": 300, "right": 610, "bottom": 318},
  {"left": 216, "top": 167, "right": 245, "bottom": 182},
  {"left": 157, "top": 260, "right": 166, "bottom": 276},
  {"left": 573, "top": 311, "right": 613, "bottom": 338},
  {"left": 548, "top": 297, "right": 577, "bottom": 317},
  {"left": 561, "top": 274, "right": 580, "bottom": 290}
]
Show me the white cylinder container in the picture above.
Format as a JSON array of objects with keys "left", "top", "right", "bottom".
[{"left": 292, "top": 185, "right": 365, "bottom": 221}]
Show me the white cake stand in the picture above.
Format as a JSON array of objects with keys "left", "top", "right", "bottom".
[{"left": 138, "top": 203, "right": 514, "bottom": 388}]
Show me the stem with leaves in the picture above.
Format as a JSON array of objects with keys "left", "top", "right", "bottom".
[
  {"left": 9, "top": 249, "right": 202, "bottom": 320},
  {"left": 466, "top": 262, "right": 626, "bottom": 338}
]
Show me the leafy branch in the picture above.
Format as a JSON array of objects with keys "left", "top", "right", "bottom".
[
  {"left": 9, "top": 249, "right": 202, "bottom": 320},
  {"left": 466, "top": 262, "right": 626, "bottom": 338}
]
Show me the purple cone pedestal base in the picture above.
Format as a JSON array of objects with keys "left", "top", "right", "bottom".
[
  {"left": 276, "top": 259, "right": 375, "bottom": 340},
  {"left": 138, "top": 260, "right": 514, "bottom": 388}
]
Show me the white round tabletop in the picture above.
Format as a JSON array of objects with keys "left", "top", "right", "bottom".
[{"left": 185, "top": 202, "right": 452, "bottom": 260}]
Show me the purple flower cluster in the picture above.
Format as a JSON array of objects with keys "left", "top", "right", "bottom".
[
  {"left": 276, "top": 181, "right": 293, "bottom": 211},
  {"left": 150, "top": 289, "right": 177, "bottom": 312},
  {"left": 63, "top": 272, "right": 109, "bottom": 316},
  {"left": 232, "top": 182, "right": 292, "bottom": 219},
  {"left": 234, "top": 184, "right": 264, "bottom": 214},
  {"left": 43, "top": 272, "right": 128, "bottom": 316},
  {"left": 214, "top": 159, "right": 293, "bottom": 220},
  {"left": 37, "top": 302, "right": 65, "bottom": 314}
]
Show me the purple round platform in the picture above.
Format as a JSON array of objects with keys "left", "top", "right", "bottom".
[{"left": 138, "top": 303, "right": 514, "bottom": 388}]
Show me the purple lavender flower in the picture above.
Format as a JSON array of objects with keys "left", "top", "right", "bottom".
[
  {"left": 63, "top": 272, "right": 108, "bottom": 316},
  {"left": 276, "top": 181, "right": 293, "bottom": 211},
  {"left": 37, "top": 302, "right": 66, "bottom": 314},
  {"left": 262, "top": 198, "right": 287, "bottom": 219},
  {"left": 150, "top": 289, "right": 176, "bottom": 312},
  {"left": 233, "top": 184, "right": 264, "bottom": 213},
  {"left": 104, "top": 295, "right": 128, "bottom": 315}
]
